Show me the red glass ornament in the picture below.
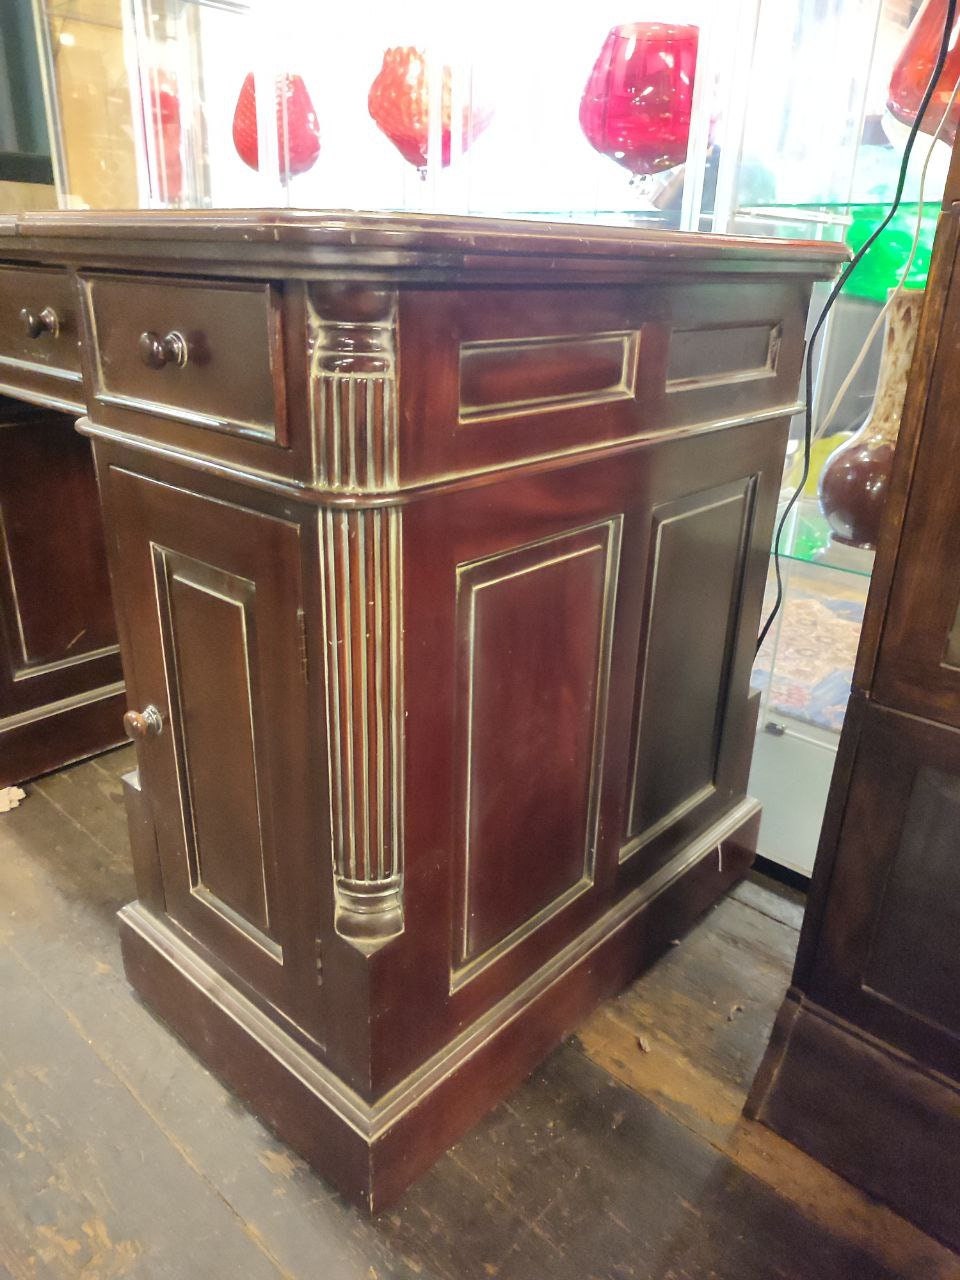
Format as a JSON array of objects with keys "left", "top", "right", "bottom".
[
  {"left": 888, "top": 0, "right": 960, "bottom": 145},
  {"left": 368, "top": 46, "right": 492, "bottom": 172},
  {"left": 150, "top": 70, "right": 182, "bottom": 204},
  {"left": 580, "top": 22, "right": 699, "bottom": 176},
  {"left": 231, "top": 72, "right": 321, "bottom": 176}
]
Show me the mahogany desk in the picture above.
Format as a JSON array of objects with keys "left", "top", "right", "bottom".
[{"left": 0, "top": 211, "right": 844, "bottom": 1208}]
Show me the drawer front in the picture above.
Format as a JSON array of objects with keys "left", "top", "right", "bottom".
[
  {"left": 0, "top": 266, "right": 83, "bottom": 404},
  {"left": 82, "top": 274, "right": 286, "bottom": 447}
]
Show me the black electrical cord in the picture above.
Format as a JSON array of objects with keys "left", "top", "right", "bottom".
[{"left": 756, "top": 0, "right": 959, "bottom": 653}]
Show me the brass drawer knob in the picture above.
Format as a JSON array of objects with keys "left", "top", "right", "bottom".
[
  {"left": 20, "top": 306, "right": 60, "bottom": 339},
  {"left": 139, "top": 330, "right": 189, "bottom": 370},
  {"left": 123, "top": 705, "right": 164, "bottom": 740}
]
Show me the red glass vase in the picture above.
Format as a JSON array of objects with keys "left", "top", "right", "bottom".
[
  {"left": 150, "top": 70, "right": 182, "bottom": 204},
  {"left": 580, "top": 22, "right": 699, "bottom": 177},
  {"left": 888, "top": 0, "right": 960, "bottom": 145},
  {"left": 231, "top": 72, "right": 321, "bottom": 177},
  {"left": 368, "top": 47, "right": 492, "bottom": 172}
]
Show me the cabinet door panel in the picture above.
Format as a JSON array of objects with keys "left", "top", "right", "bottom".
[
  {"left": 809, "top": 702, "right": 960, "bottom": 1078},
  {"left": 452, "top": 518, "right": 621, "bottom": 978},
  {"left": 623, "top": 477, "right": 756, "bottom": 859},
  {"left": 101, "top": 464, "right": 320, "bottom": 1035}
]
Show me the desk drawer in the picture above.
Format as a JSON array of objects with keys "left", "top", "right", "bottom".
[
  {"left": 82, "top": 274, "right": 286, "bottom": 446},
  {"left": 0, "top": 266, "right": 82, "bottom": 402}
]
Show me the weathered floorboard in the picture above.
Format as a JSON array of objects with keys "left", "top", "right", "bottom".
[{"left": 0, "top": 752, "right": 957, "bottom": 1280}]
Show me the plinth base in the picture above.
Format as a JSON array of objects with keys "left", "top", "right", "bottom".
[
  {"left": 119, "top": 800, "right": 758, "bottom": 1212},
  {"left": 747, "top": 991, "right": 960, "bottom": 1253}
]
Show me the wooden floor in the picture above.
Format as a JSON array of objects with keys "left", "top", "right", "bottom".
[{"left": 1, "top": 747, "right": 957, "bottom": 1280}]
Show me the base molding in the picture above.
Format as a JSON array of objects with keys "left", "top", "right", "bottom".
[
  {"left": 747, "top": 991, "right": 960, "bottom": 1253},
  {"left": 119, "top": 801, "right": 757, "bottom": 1211},
  {"left": 0, "top": 683, "right": 126, "bottom": 788}
]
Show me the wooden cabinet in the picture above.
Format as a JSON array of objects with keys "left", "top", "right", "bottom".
[
  {"left": 0, "top": 402, "right": 123, "bottom": 786},
  {"left": 0, "top": 210, "right": 843, "bottom": 1209},
  {"left": 748, "top": 202, "right": 960, "bottom": 1252}
]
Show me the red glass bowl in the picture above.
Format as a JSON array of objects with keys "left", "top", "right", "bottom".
[{"left": 580, "top": 22, "right": 699, "bottom": 176}]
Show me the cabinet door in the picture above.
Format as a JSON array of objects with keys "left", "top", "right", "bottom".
[
  {"left": 874, "top": 259, "right": 960, "bottom": 727},
  {"left": 808, "top": 701, "right": 960, "bottom": 1080},
  {"left": 100, "top": 464, "right": 322, "bottom": 1037}
]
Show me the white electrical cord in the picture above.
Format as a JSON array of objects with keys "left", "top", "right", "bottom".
[{"left": 815, "top": 75, "right": 960, "bottom": 442}]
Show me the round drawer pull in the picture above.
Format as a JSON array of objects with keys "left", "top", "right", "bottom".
[
  {"left": 19, "top": 306, "right": 60, "bottom": 339},
  {"left": 123, "top": 705, "right": 164, "bottom": 740},
  {"left": 139, "top": 330, "right": 189, "bottom": 370}
]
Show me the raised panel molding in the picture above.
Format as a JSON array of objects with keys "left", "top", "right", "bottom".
[
  {"left": 153, "top": 547, "right": 282, "bottom": 961},
  {"left": 622, "top": 477, "right": 756, "bottom": 860},
  {"left": 319, "top": 506, "right": 405, "bottom": 952},
  {"left": 309, "top": 287, "right": 399, "bottom": 493},
  {"left": 452, "top": 517, "right": 622, "bottom": 985},
  {"left": 458, "top": 330, "right": 639, "bottom": 422},
  {"left": 666, "top": 321, "right": 781, "bottom": 393}
]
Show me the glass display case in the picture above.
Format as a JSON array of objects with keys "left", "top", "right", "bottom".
[
  {"left": 120, "top": 0, "right": 757, "bottom": 227},
  {"left": 32, "top": 0, "right": 138, "bottom": 208}
]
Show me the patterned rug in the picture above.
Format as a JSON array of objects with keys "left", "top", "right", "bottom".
[{"left": 752, "top": 590, "right": 865, "bottom": 733}]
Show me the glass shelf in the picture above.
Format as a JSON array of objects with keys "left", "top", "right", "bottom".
[{"left": 775, "top": 496, "right": 875, "bottom": 579}]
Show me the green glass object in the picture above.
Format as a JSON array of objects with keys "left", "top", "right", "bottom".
[{"left": 844, "top": 202, "right": 938, "bottom": 302}]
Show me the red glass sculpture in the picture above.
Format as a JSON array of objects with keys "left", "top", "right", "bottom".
[
  {"left": 232, "top": 72, "right": 321, "bottom": 177},
  {"left": 888, "top": 0, "right": 960, "bottom": 145},
  {"left": 368, "top": 46, "right": 492, "bottom": 173},
  {"left": 580, "top": 22, "right": 699, "bottom": 177},
  {"left": 150, "top": 70, "right": 182, "bottom": 204}
]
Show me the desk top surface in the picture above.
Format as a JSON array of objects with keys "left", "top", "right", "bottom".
[{"left": 0, "top": 209, "right": 848, "bottom": 281}]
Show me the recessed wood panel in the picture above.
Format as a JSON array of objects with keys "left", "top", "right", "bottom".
[
  {"left": 863, "top": 764, "right": 960, "bottom": 1037},
  {"left": 666, "top": 322, "right": 779, "bottom": 392},
  {"left": 624, "top": 479, "right": 755, "bottom": 857},
  {"left": 458, "top": 331, "right": 638, "bottom": 421},
  {"left": 454, "top": 519, "right": 621, "bottom": 975},
  {"left": 156, "top": 550, "right": 276, "bottom": 952}
]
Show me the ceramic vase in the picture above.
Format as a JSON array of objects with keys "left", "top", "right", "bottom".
[{"left": 819, "top": 289, "right": 923, "bottom": 550}]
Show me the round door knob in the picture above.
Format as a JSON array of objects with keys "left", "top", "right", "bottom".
[
  {"left": 123, "top": 705, "right": 164, "bottom": 740},
  {"left": 19, "top": 306, "right": 60, "bottom": 339},
  {"left": 139, "top": 330, "right": 188, "bottom": 369}
]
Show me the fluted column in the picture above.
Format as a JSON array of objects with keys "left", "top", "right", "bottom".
[{"left": 310, "top": 288, "right": 404, "bottom": 952}]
